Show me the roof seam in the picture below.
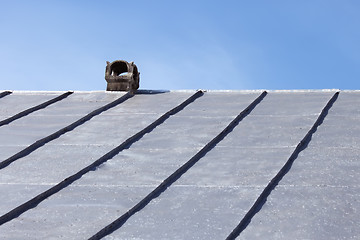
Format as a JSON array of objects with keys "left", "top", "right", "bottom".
[
  {"left": 226, "top": 91, "right": 340, "bottom": 240},
  {"left": 89, "top": 91, "right": 268, "bottom": 240},
  {"left": 0, "top": 90, "right": 204, "bottom": 227},
  {"left": 0, "top": 92, "right": 133, "bottom": 171},
  {"left": 0, "top": 91, "right": 12, "bottom": 99},
  {"left": 0, "top": 91, "right": 73, "bottom": 127}
]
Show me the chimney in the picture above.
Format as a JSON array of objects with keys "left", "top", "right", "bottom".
[{"left": 105, "top": 60, "right": 140, "bottom": 93}]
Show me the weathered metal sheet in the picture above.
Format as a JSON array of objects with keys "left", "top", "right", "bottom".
[
  {"left": 0, "top": 90, "right": 358, "bottom": 240},
  {"left": 240, "top": 92, "right": 360, "bottom": 240}
]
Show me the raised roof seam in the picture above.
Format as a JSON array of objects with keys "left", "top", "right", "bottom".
[
  {"left": 0, "top": 91, "right": 12, "bottom": 99},
  {"left": 0, "top": 90, "right": 204, "bottom": 227},
  {"left": 226, "top": 91, "right": 340, "bottom": 240},
  {"left": 0, "top": 92, "right": 133, "bottom": 170},
  {"left": 88, "top": 91, "right": 268, "bottom": 240},
  {"left": 0, "top": 91, "right": 73, "bottom": 127}
]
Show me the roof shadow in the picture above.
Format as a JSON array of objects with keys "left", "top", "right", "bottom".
[{"left": 135, "top": 89, "right": 170, "bottom": 95}]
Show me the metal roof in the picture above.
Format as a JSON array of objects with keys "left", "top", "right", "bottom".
[{"left": 0, "top": 90, "right": 359, "bottom": 239}]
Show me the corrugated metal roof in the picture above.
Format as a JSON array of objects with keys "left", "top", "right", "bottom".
[{"left": 0, "top": 90, "right": 359, "bottom": 239}]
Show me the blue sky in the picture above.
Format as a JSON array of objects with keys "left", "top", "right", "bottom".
[{"left": 1, "top": 1, "right": 359, "bottom": 91}]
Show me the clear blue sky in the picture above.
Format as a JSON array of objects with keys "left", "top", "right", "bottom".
[{"left": 1, "top": 1, "right": 359, "bottom": 91}]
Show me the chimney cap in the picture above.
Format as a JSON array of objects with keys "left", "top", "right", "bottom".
[{"left": 105, "top": 60, "right": 140, "bottom": 92}]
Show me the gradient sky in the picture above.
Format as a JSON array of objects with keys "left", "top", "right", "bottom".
[{"left": 1, "top": 1, "right": 359, "bottom": 91}]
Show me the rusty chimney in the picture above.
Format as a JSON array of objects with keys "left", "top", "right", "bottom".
[{"left": 105, "top": 60, "right": 140, "bottom": 92}]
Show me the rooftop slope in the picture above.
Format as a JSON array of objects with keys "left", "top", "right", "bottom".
[{"left": 0, "top": 90, "right": 359, "bottom": 239}]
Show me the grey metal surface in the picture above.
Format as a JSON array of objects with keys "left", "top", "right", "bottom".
[
  {"left": 0, "top": 92, "right": 61, "bottom": 120},
  {"left": 105, "top": 92, "right": 335, "bottom": 240},
  {"left": 240, "top": 92, "right": 360, "bottom": 240},
  {"left": 0, "top": 91, "right": 194, "bottom": 219},
  {"left": 0, "top": 91, "right": 261, "bottom": 239},
  {"left": 0, "top": 90, "right": 358, "bottom": 240},
  {"left": 0, "top": 92, "right": 125, "bottom": 159}
]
